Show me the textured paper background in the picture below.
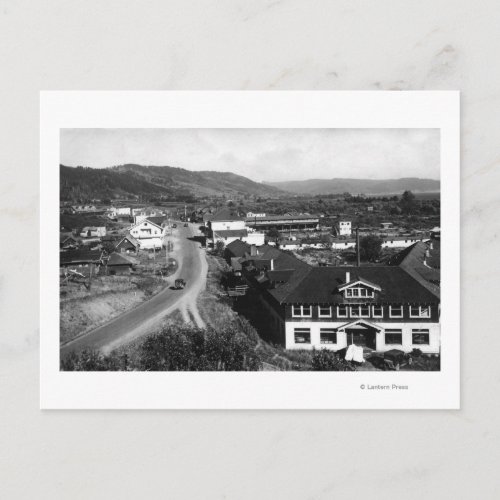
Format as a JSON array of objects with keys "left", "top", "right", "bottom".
[{"left": 1, "top": 1, "right": 499, "bottom": 498}]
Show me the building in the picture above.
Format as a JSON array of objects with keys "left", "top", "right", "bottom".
[
  {"left": 209, "top": 208, "right": 265, "bottom": 246},
  {"left": 145, "top": 216, "right": 169, "bottom": 227},
  {"left": 133, "top": 209, "right": 165, "bottom": 224},
  {"left": 246, "top": 212, "right": 266, "bottom": 218},
  {"left": 129, "top": 219, "right": 164, "bottom": 249},
  {"left": 60, "top": 249, "right": 103, "bottom": 269},
  {"left": 241, "top": 247, "right": 440, "bottom": 355},
  {"left": 115, "top": 233, "right": 140, "bottom": 254},
  {"left": 209, "top": 208, "right": 246, "bottom": 232},
  {"left": 79, "top": 226, "right": 106, "bottom": 238},
  {"left": 336, "top": 221, "right": 352, "bottom": 236},
  {"left": 60, "top": 234, "right": 80, "bottom": 251},
  {"left": 106, "top": 252, "right": 138, "bottom": 274},
  {"left": 386, "top": 240, "right": 440, "bottom": 297},
  {"left": 71, "top": 205, "right": 97, "bottom": 213},
  {"left": 245, "top": 213, "right": 320, "bottom": 232},
  {"left": 331, "top": 238, "right": 356, "bottom": 250}
]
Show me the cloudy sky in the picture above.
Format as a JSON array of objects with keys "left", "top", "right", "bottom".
[{"left": 60, "top": 128, "right": 439, "bottom": 182}]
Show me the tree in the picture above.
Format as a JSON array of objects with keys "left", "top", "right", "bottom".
[
  {"left": 139, "top": 325, "right": 261, "bottom": 371},
  {"left": 357, "top": 234, "right": 383, "bottom": 262},
  {"left": 266, "top": 227, "right": 280, "bottom": 241},
  {"left": 399, "top": 190, "right": 417, "bottom": 214},
  {"left": 214, "top": 239, "right": 225, "bottom": 256}
]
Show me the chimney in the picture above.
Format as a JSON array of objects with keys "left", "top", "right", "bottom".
[
  {"left": 270, "top": 258, "right": 274, "bottom": 271},
  {"left": 345, "top": 271, "right": 350, "bottom": 283},
  {"left": 250, "top": 245, "right": 257, "bottom": 256},
  {"left": 356, "top": 227, "right": 360, "bottom": 267}
]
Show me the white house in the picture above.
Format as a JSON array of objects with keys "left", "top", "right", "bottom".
[
  {"left": 80, "top": 226, "right": 106, "bottom": 238},
  {"left": 331, "top": 239, "right": 356, "bottom": 250},
  {"left": 336, "top": 221, "right": 352, "bottom": 236},
  {"left": 129, "top": 219, "right": 164, "bottom": 249},
  {"left": 382, "top": 237, "right": 428, "bottom": 249}
]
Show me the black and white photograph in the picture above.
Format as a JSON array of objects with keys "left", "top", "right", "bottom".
[
  {"left": 58, "top": 127, "right": 441, "bottom": 373},
  {"left": 39, "top": 90, "right": 459, "bottom": 409}
]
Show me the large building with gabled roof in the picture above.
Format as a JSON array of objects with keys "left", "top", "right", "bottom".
[{"left": 240, "top": 246, "right": 440, "bottom": 354}]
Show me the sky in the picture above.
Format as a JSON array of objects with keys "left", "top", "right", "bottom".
[{"left": 60, "top": 128, "right": 440, "bottom": 182}]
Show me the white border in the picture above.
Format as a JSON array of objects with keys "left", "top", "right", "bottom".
[{"left": 40, "top": 91, "right": 460, "bottom": 409}]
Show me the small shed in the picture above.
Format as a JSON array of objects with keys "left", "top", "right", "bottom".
[{"left": 106, "top": 252, "right": 138, "bottom": 274}]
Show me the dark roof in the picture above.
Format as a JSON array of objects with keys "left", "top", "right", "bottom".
[
  {"left": 116, "top": 233, "right": 140, "bottom": 247},
  {"left": 107, "top": 252, "right": 137, "bottom": 266},
  {"left": 267, "top": 269, "right": 295, "bottom": 283},
  {"left": 249, "top": 251, "right": 311, "bottom": 302},
  {"left": 282, "top": 266, "right": 439, "bottom": 305},
  {"left": 146, "top": 216, "right": 168, "bottom": 226},
  {"left": 386, "top": 241, "right": 440, "bottom": 297},
  {"left": 210, "top": 208, "right": 244, "bottom": 222},
  {"left": 214, "top": 229, "right": 248, "bottom": 238},
  {"left": 225, "top": 239, "right": 251, "bottom": 258},
  {"left": 60, "top": 250, "right": 102, "bottom": 265}
]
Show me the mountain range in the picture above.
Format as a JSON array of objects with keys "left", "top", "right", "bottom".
[
  {"left": 60, "top": 164, "right": 440, "bottom": 202},
  {"left": 266, "top": 177, "right": 440, "bottom": 195},
  {"left": 60, "top": 164, "right": 283, "bottom": 202}
]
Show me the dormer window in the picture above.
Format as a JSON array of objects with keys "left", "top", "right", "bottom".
[{"left": 345, "top": 287, "right": 374, "bottom": 298}]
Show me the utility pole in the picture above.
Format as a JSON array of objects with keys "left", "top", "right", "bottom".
[{"left": 356, "top": 226, "right": 360, "bottom": 267}]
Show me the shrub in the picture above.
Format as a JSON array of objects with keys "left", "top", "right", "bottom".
[{"left": 311, "top": 348, "right": 356, "bottom": 371}]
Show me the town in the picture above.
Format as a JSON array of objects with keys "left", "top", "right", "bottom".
[{"left": 60, "top": 188, "right": 441, "bottom": 372}]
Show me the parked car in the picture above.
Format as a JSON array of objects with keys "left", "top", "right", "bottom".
[
  {"left": 184, "top": 223, "right": 188, "bottom": 227},
  {"left": 172, "top": 223, "right": 177, "bottom": 228},
  {"left": 174, "top": 279, "right": 186, "bottom": 289}
]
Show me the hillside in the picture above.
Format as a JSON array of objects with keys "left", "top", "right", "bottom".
[
  {"left": 60, "top": 164, "right": 284, "bottom": 202},
  {"left": 266, "top": 177, "right": 440, "bottom": 195}
]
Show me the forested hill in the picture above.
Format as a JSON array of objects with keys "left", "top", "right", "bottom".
[
  {"left": 266, "top": 177, "right": 440, "bottom": 195},
  {"left": 60, "top": 164, "right": 284, "bottom": 202}
]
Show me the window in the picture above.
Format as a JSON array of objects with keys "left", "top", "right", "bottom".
[
  {"left": 318, "top": 305, "right": 332, "bottom": 318},
  {"left": 372, "top": 305, "right": 383, "bottom": 318},
  {"left": 344, "top": 286, "right": 374, "bottom": 298},
  {"left": 337, "top": 305, "right": 348, "bottom": 318},
  {"left": 385, "top": 329, "right": 402, "bottom": 345},
  {"left": 389, "top": 305, "right": 403, "bottom": 318},
  {"left": 294, "top": 328, "right": 311, "bottom": 344},
  {"left": 412, "top": 329, "right": 430, "bottom": 345},
  {"left": 409, "top": 305, "right": 431, "bottom": 318},
  {"left": 292, "top": 305, "right": 312, "bottom": 318},
  {"left": 359, "top": 305, "right": 370, "bottom": 317},
  {"left": 320, "top": 329, "right": 337, "bottom": 344},
  {"left": 350, "top": 305, "right": 370, "bottom": 318}
]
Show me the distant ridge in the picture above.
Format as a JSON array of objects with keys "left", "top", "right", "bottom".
[
  {"left": 266, "top": 177, "right": 440, "bottom": 195},
  {"left": 60, "top": 164, "right": 284, "bottom": 202}
]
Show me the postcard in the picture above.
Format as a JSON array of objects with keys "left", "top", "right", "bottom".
[{"left": 40, "top": 91, "right": 460, "bottom": 409}]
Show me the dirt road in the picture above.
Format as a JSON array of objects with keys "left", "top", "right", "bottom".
[{"left": 60, "top": 223, "right": 207, "bottom": 357}]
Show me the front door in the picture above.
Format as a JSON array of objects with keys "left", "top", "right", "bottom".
[{"left": 345, "top": 328, "right": 376, "bottom": 349}]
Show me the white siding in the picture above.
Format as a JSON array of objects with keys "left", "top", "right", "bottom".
[{"left": 285, "top": 320, "right": 440, "bottom": 353}]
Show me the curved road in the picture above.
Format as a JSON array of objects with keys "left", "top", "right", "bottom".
[{"left": 60, "top": 223, "right": 206, "bottom": 358}]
